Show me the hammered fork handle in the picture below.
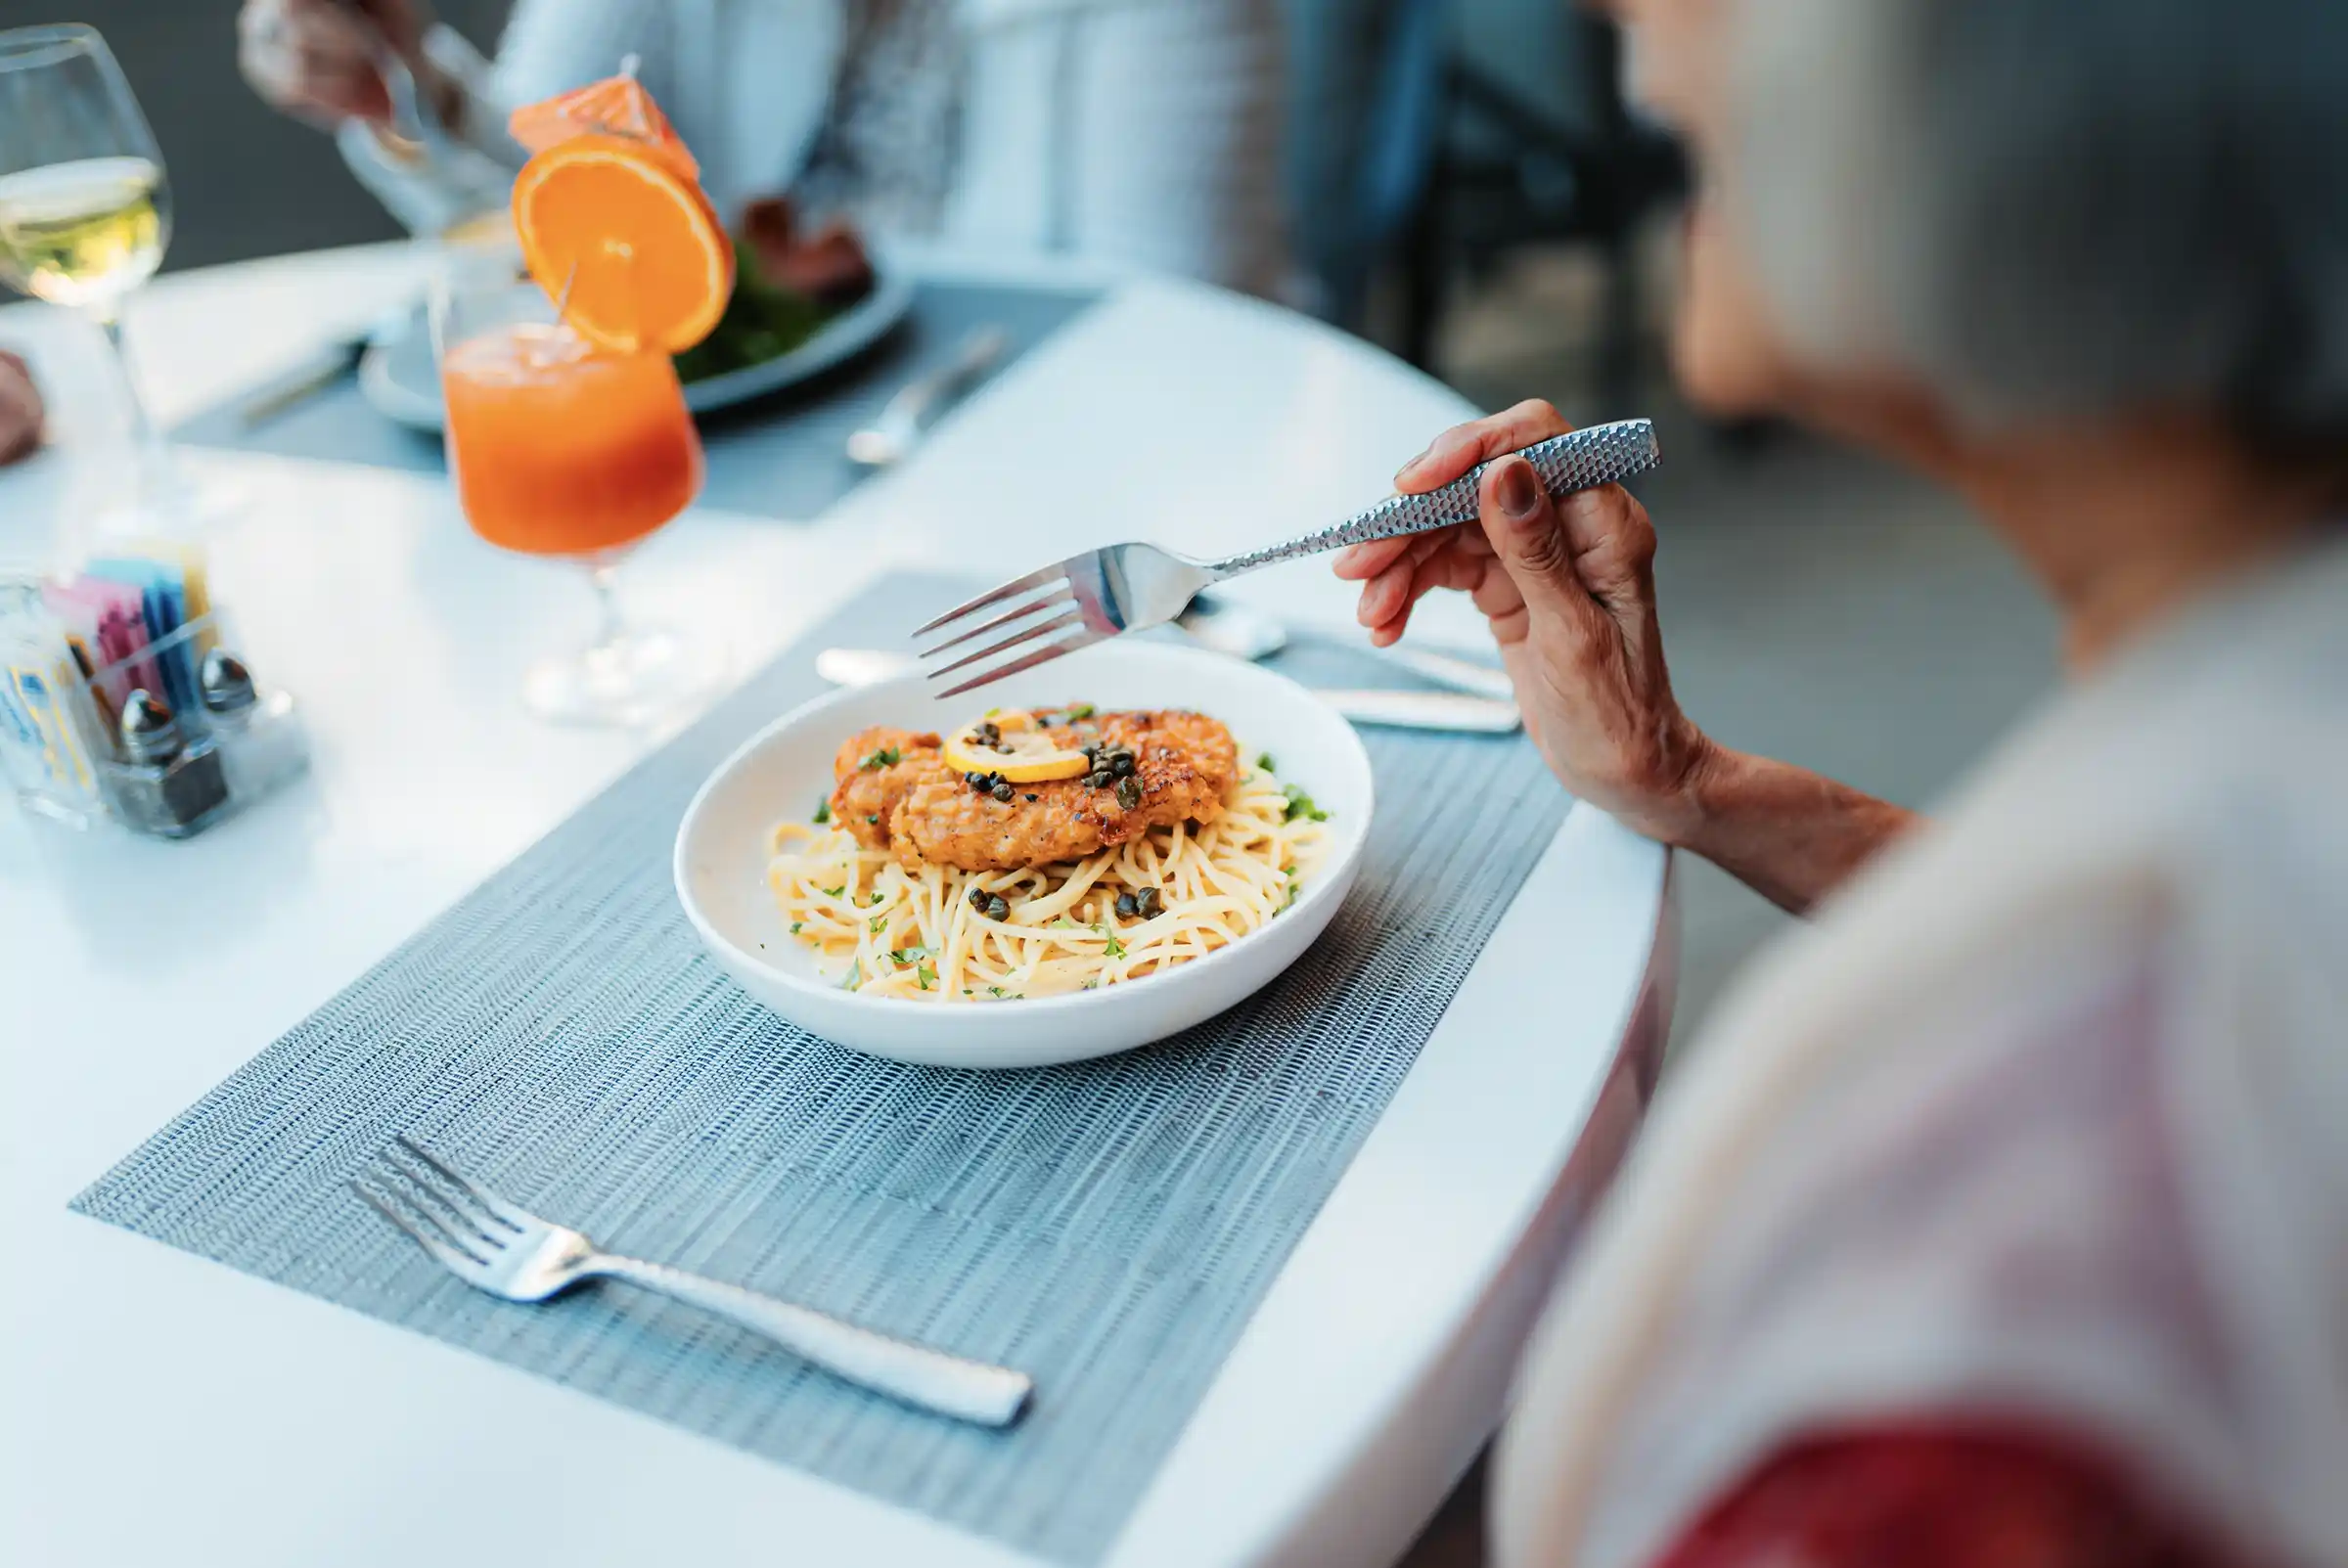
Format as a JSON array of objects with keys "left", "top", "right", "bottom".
[
  {"left": 1206, "top": 419, "right": 1658, "bottom": 579},
  {"left": 593, "top": 1255, "right": 1034, "bottom": 1426}
]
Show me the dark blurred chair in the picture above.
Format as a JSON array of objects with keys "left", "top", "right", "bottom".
[{"left": 1286, "top": 0, "right": 1686, "bottom": 409}]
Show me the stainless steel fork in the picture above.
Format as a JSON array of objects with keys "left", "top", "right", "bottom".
[
  {"left": 353, "top": 1136, "right": 1033, "bottom": 1426},
  {"left": 912, "top": 418, "right": 1658, "bottom": 697}
]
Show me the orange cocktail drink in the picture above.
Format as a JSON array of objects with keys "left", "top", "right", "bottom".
[
  {"left": 442, "top": 322, "right": 701, "bottom": 558},
  {"left": 445, "top": 67, "right": 735, "bottom": 724}
]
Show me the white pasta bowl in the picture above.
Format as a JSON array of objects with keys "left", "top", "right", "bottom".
[{"left": 673, "top": 641, "right": 1375, "bottom": 1068}]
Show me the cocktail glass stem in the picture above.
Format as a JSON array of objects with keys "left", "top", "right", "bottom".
[
  {"left": 519, "top": 553, "right": 724, "bottom": 728},
  {"left": 587, "top": 560, "right": 626, "bottom": 650}
]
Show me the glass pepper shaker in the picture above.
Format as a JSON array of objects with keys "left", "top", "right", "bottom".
[{"left": 108, "top": 688, "right": 230, "bottom": 837}]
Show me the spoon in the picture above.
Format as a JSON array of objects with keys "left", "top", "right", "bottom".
[{"left": 812, "top": 649, "right": 1521, "bottom": 734}]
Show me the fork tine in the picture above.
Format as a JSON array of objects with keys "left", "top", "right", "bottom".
[
  {"left": 910, "top": 565, "right": 1069, "bottom": 639},
  {"left": 393, "top": 1135, "right": 529, "bottom": 1233},
  {"left": 352, "top": 1177, "right": 492, "bottom": 1270},
  {"left": 373, "top": 1152, "right": 510, "bottom": 1251},
  {"left": 912, "top": 587, "right": 1078, "bottom": 660},
  {"left": 931, "top": 628, "right": 1108, "bottom": 700},
  {"left": 923, "top": 609, "right": 1084, "bottom": 682}
]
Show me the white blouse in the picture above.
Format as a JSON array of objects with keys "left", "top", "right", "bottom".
[
  {"left": 1494, "top": 533, "right": 2348, "bottom": 1567},
  {"left": 338, "top": 0, "right": 1290, "bottom": 296}
]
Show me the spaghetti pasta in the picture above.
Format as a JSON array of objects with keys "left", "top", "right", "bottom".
[{"left": 766, "top": 756, "right": 1330, "bottom": 1002}]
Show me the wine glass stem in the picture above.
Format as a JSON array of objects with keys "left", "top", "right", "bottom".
[{"left": 90, "top": 305, "right": 172, "bottom": 493}]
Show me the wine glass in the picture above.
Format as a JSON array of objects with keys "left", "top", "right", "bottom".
[
  {"left": 433, "top": 251, "right": 723, "bottom": 726},
  {"left": 0, "top": 23, "right": 220, "bottom": 529}
]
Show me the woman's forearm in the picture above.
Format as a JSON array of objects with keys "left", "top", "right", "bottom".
[{"left": 1675, "top": 744, "right": 1919, "bottom": 915}]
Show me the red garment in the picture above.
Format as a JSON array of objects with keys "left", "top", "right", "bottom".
[{"left": 1652, "top": 1425, "right": 2270, "bottom": 1568}]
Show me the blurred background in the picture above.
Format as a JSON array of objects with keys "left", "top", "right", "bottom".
[{"left": 3, "top": 0, "right": 2058, "bottom": 1047}]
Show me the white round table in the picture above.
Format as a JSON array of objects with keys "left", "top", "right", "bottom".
[{"left": 0, "top": 246, "right": 1672, "bottom": 1568}]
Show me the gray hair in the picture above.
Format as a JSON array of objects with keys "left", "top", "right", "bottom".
[{"left": 1729, "top": 0, "right": 2348, "bottom": 457}]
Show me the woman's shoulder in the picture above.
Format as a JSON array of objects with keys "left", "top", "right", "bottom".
[{"left": 1493, "top": 541, "right": 2348, "bottom": 1568}]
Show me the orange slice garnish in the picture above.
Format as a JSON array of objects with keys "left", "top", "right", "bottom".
[
  {"left": 508, "top": 74, "right": 698, "bottom": 181},
  {"left": 510, "top": 134, "right": 733, "bottom": 355}
]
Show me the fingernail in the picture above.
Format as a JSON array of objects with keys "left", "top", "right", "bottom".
[
  {"left": 1495, "top": 458, "right": 1541, "bottom": 519},
  {"left": 1394, "top": 444, "right": 1430, "bottom": 483}
]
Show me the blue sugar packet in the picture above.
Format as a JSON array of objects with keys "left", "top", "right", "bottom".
[{"left": 81, "top": 555, "right": 194, "bottom": 714}]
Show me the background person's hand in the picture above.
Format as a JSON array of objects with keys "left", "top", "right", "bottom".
[
  {"left": 238, "top": 0, "right": 429, "bottom": 127},
  {"left": 1333, "top": 399, "right": 1716, "bottom": 842},
  {"left": 0, "top": 350, "right": 45, "bottom": 468}
]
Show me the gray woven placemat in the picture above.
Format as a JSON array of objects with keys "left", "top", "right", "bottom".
[
  {"left": 171, "top": 281, "right": 1100, "bottom": 517},
  {"left": 72, "top": 574, "right": 1571, "bottom": 1566}
]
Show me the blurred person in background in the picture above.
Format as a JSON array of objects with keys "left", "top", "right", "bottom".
[
  {"left": 1339, "top": 1, "right": 2348, "bottom": 1564},
  {"left": 0, "top": 350, "right": 43, "bottom": 466},
  {"left": 236, "top": 0, "right": 1287, "bottom": 295}
]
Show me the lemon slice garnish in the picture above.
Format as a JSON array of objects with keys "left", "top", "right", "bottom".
[{"left": 941, "top": 710, "right": 1091, "bottom": 784}]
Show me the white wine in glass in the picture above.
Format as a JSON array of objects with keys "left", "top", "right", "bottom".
[
  {"left": 0, "top": 154, "right": 167, "bottom": 307},
  {"left": 0, "top": 24, "right": 214, "bottom": 528}
]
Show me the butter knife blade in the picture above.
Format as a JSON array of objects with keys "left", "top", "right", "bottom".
[
  {"left": 1313, "top": 689, "right": 1521, "bottom": 733},
  {"left": 813, "top": 648, "right": 1520, "bottom": 733}
]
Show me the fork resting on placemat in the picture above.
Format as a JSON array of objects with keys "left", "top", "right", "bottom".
[
  {"left": 915, "top": 418, "right": 1658, "bottom": 696},
  {"left": 356, "top": 1136, "right": 1034, "bottom": 1426}
]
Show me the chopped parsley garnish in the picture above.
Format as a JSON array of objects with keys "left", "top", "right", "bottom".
[
  {"left": 1049, "top": 918, "right": 1077, "bottom": 929},
  {"left": 840, "top": 962, "right": 862, "bottom": 991},
  {"left": 857, "top": 746, "right": 901, "bottom": 772},
  {"left": 988, "top": 985, "right": 1007, "bottom": 998},
  {"left": 888, "top": 945, "right": 929, "bottom": 967},
  {"left": 917, "top": 962, "right": 936, "bottom": 991},
  {"left": 1067, "top": 703, "right": 1095, "bottom": 719},
  {"left": 819, "top": 884, "right": 845, "bottom": 898},
  {"left": 869, "top": 914, "right": 887, "bottom": 933},
  {"left": 1282, "top": 783, "right": 1329, "bottom": 823},
  {"left": 789, "top": 921, "right": 802, "bottom": 934},
  {"left": 1097, "top": 922, "right": 1126, "bottom": 959},
  {"left": 1256, "top": 752, "right": 1276, "bottom": 773},
  {"left": 812, "top": 799, "right": 831, "bottom": 824}
]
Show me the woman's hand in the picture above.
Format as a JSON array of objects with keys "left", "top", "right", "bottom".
[
  {"left": 0, "top": 350, "right": 45, "bottom": 468},
  {"left": 238, "top": 0, "right": 429, "bottom": 127},
  {"left": 1337, "top": 398, "right": 1919, "bottom": 911},
  {"left": 1334, "top": 399, "right": 1717, "bottom": 843}
]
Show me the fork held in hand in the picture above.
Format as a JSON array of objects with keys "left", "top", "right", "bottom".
[
  {"left": 354, "top": 1136, "right": 1034, "bottom": 1426},
  {"left": 913, "top": 418, "right": 1658, "bottom": 698}
]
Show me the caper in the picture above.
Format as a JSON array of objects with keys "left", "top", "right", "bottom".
[
  {"left": 992, "top": 782, "right": 1016, "bottom": 802},
  {"left": 1114, "top": 891, "right": 1138, "bottom": 919},
  {"left": 967, "top": 886, "right": 987, "bottom": 910},
  {"left": 1116, "top": 777, "right": 1141, "bottom": 810},
  {"left": 1111, "top": 754, "right": 1135, "bottom": 778},
  {"left": 986, "top": 894, "right": 1011, "bottom": 920},
  {"left": 965, "top": 771, "right": 987, "bottom": 787},
  {"left": 1136, "top": 886, "right": 1162, "bottom": 918},
  {"left": 1089, "top": 770, "right": 1112, "bottom": 788}
]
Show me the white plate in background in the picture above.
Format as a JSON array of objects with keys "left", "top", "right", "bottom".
[{"left": 357, "top": 270, "right": 917, "bottom": 432}]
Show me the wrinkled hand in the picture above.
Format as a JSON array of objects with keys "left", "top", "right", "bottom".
[
  {"left": 0, "top": 350, "right": 44, "bottom": 468},
  {"left": 238, "top": 0, "right": 428, "bottom": 126},
  {"left": 1333, "top": 399, "right": 1715, "bottom": 841}
]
